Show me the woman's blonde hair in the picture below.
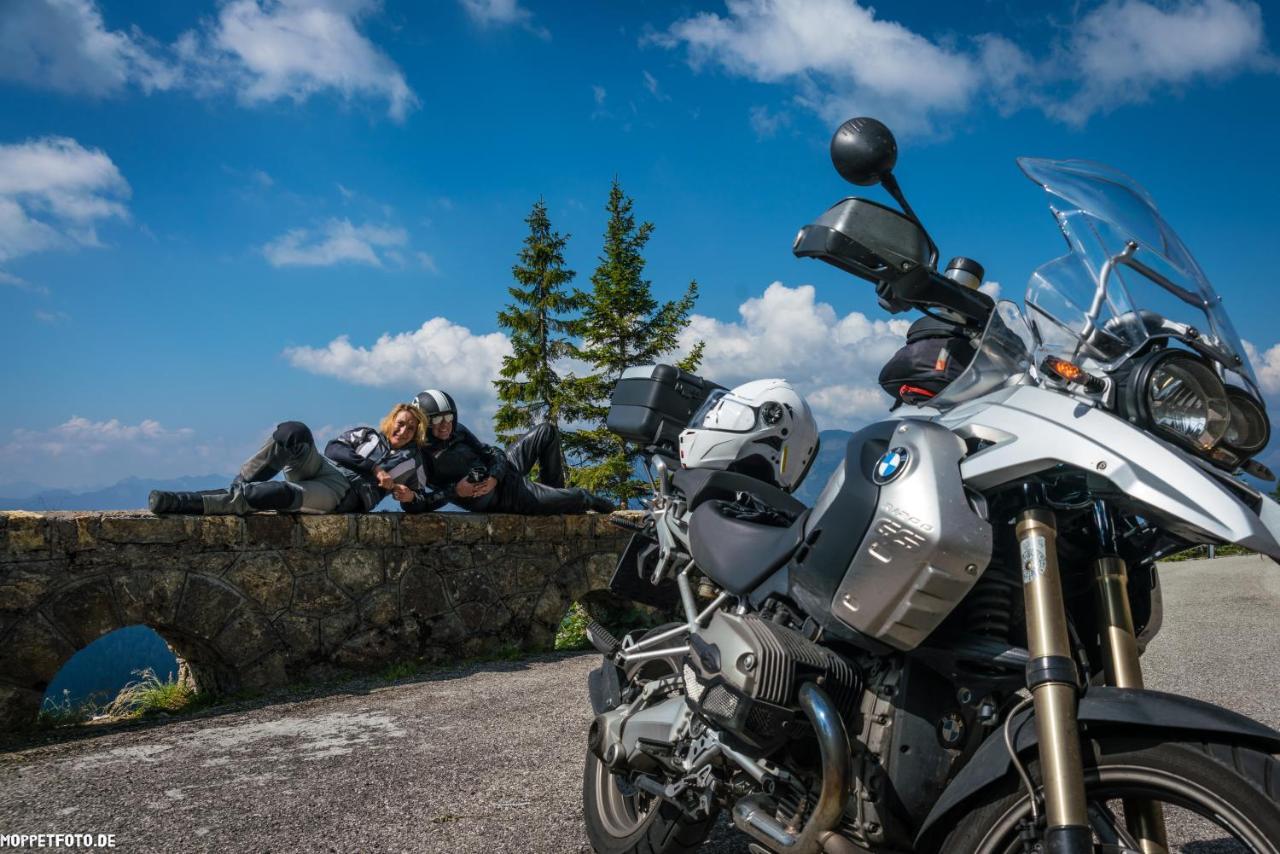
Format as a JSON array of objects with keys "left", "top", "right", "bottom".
[{"left": 380, "top": 403, "right": 426, "bottom": 446}]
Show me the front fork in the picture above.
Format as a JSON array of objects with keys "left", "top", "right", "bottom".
[
  {"left": 1017, "top": 509, "right": 1091, "bottom": 854},
  {"left": 1093, "top": 555, "right": 1168, "bottom": 853},
  {"left": 1015, "top": 507, "right": 1169, "bottom": 854}
]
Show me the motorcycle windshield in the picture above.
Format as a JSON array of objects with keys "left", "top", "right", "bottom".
[{"left": 1018, "top": 157, "right": 1257, "bottom": 391}]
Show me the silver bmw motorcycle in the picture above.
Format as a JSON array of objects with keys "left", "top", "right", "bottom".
[{"left": 581, "top": 117, "right": 1280, "bottom": 854}]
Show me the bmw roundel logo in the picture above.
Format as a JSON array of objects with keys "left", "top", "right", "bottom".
[{"left": 873, "top": 447, "right": 910, "bottom": 485}]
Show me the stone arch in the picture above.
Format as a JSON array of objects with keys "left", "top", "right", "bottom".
[
  {"left": 0, "top": 569, "right": 283, "bottom": 729},
  {"left": 537, "top": 545, "right": 678, "bottom": 652},
  {"left": 1, "top": 509, "right": 636, "bottom": 732}
]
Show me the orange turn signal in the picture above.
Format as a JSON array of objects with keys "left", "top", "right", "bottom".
[{"left": 1041, "top": 356, "right": 1105, "bottom": 393}]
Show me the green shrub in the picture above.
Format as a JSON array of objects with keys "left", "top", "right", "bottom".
[{"left": 555, "top": 601, "right": 592, "bottom": 651}]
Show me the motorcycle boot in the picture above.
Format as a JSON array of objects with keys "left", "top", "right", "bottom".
[
  {"left": 504, "top": 423, "right": 567, "bottom": 488},
  {"left": 148, "top": 490, "right": 206, "bottom": 515},
  {"left": 498, "top": 479, "right": 614, "bottom": 516}
]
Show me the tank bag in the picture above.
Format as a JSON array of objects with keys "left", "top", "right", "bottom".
[{"left": 878, "top": 316, "right": 977, "bottom": 406}]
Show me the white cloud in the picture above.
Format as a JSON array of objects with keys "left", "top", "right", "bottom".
[
  {"left": 0, "top": 416, "right": 194, "bottom": 460},
  {"left": 34, "top": 309, "right": 71, "bottom": 324},
  {"left": 415, "top": 251, "right": 439, "bottom": 273},
  {"left": 284, "top": 317, "right": 513, "bottom": 435},
  {"left": 0, "top": 136, "right": 130, "bottom": 264},
  {"left": 643, "top": 69, "right": 669, "bottom": 101},
  {"left": 261, "top": 218, "right": 408, "bottom": 267},
  {"left": 1245, "top": 340, "right": 1280, "bottom": 395},
  {"left": 748, "top": 104, "right": 790, "bottom": 138},
  {"left": 679, "top": 282, "right": 907, "bottom": 429},
  {"left": 658, "top": 0, "right": 1275, "bottom": 133},
  {"left": 0, "top": 0, "right": 178, "bottom": 96},
  {"left": 458, "top": 0, "right": 549, "bottom": 39},
  {"left": 284, "top": 283, "right": 909, "bottom": 438},
  {"left": 659, "top": 0, "right": 981, "bottom": 136},
  {"left": 0, "top": 415, "right": 251, "bottom": 489},
  {"left": 1050, "top": 0, "right": 1274, "bottom": 124},
  {"left": 0, "top": 270, "right": 51, "bottom": 295},
  {"left": 0, "top": 0, "right": 417, "bottom": 121},
  {"left": 180, "top": 0, "right": 419, "bottom": 121}
]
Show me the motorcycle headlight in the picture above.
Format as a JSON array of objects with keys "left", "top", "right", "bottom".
[
  {"left": 1129, "top": 351, "right": 1230, "bottom": 452},
  {"left": 1222, "top": 386, "right": 1270, "bottom": 455}
]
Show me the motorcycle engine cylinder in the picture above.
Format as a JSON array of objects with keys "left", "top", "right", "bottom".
[{"left": 685, "top": 611, "right": 860, "bottom": 749}]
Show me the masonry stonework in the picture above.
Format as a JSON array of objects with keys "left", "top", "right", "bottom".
[{"left": 0, "top": 510, "right": 632, "bottom": 732}]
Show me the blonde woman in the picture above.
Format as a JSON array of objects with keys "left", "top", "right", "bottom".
[{"left": 149, "top": 403, "right": 442, "bottom": 515}]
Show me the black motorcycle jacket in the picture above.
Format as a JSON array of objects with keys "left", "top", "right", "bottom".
[
  {"left": 422, "top": 422, "right": 510, "bottom": 500},
  {"left": 324, "top": 426, "right": 446, "bottom": 512}
]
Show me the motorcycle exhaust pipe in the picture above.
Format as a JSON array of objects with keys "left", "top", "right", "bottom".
[{"left": 731, "top": 682, "right": 851, "bottom": 854}]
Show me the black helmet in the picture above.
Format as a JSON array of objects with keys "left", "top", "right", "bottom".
[{"left": 413, "top": 389, "right": 456, "bottom": 418}]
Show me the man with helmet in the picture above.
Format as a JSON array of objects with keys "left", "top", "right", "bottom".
[
  {"left": 412, "top": 389, "right": 615, "bottom": 515},
  {"left": 678, "top": 378, "right": 820, "bottom": 494}
]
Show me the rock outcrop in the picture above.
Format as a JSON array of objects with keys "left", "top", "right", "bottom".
[{"left": 0, "top": 510, "right": 632, "bottom": 732}]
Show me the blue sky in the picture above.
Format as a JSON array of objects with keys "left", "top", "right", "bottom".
[{"left": 2, "top": 0, "right": 1279, "bottom": 490}]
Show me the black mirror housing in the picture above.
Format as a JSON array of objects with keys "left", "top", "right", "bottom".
[{"left": 830, "top": 117, "right": 898, "bottom": 187}]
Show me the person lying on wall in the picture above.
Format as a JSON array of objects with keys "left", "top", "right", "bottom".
[
  {"left": 413, "top": 389, "right": 615, "bottom": 516},
  {"left": 148, "top": 403, "right": 446, "bottom": 515}
]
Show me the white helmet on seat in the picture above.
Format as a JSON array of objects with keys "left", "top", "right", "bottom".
[{"left": 678, "top": 378, "right": 819, "bottom": 493}]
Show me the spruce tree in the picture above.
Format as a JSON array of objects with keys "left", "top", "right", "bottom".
[
  {"left": 564, "top": 178, "right": 701, "bottom": 503},
  {"left": 493, "top": 199, "right": 578, "bottom": 446}
]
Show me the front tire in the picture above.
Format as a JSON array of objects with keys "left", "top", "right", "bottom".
[
  {"left": 940, "top": 737, "right": 1280, "bottom": 853},
  {"left": 582, "top": 750, "right": 715, "bottom": 854},
  {"left": 582, "top": 624, "right": 715, "bottom": 854}
]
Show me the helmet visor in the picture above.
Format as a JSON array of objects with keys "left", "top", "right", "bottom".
[{"left": 689, "top": 390, "right": 760, "bottom": 433}]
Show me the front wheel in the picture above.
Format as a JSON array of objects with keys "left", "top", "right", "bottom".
[
  {"left": 940, "top": 737, "right": 1280, "bottom": 853},
  {"left": 582, "top": 624, "right": 714, "bottom": 854},
  {"left": 582, "top": 749, "right": 715, "bottom": 854}
]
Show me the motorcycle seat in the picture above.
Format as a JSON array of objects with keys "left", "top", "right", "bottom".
[
  {"left": 671, "top": 468, "right": 807, "bottom": 515},
  {"left": 688, "top": 499, "right": 808, "bottom": 595}
]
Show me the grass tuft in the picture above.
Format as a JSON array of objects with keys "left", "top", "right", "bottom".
[
  {"left": 378, "top": 660, "right": 421, "bottom": 681},
  {"left": 36, "top": 689, "right": 100, "bottom": 729},
  {"left": 101, "top": 668, "right": 198, "bottom": 719},
  {"left": 1162, "top": 544, "right": 1253, "bottom": 562}
]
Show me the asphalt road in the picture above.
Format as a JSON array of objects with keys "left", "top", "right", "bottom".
[{"left": 1, "top": 555, "right": 1277, "bottom": 853}]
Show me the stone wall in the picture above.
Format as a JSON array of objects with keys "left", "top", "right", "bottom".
[{"left": 0, "top": 510, "right": 632, "bottom": 732}]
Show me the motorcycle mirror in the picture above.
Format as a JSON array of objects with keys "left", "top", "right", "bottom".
[{"left": 830, "top": 117, "right": 898, "bottom": 187}]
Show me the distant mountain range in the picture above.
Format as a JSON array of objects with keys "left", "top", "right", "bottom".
[
  {"left": 0, "top": 475, "right": 235, "bottom": 511},
  {"left": 793, "top": 429, "right": 854, "bottom": 506}
]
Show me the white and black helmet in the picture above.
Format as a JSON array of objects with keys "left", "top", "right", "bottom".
[
  {"left": 413, "top": 389, "right": 456, "bottom": 419},
  {"left": 678, "top": 378, "right": 819, "bottom": 493}
]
